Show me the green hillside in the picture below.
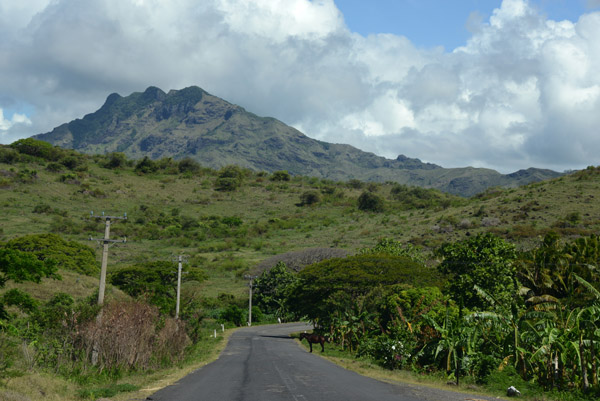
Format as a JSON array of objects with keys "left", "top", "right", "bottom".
[
  {"left": 1, "top": 140, "right": 600, "bottom": 400},
  {"left": 1, "top": 140, "right": 598, "bottom": 298}
]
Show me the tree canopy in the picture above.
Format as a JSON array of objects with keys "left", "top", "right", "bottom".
[
  {"left": 3, "top": 233, "right": 97, "bottom": 276},
  {"left": 437, "top": 233, "right": 517, "bottom": 312},
  {"left": 110, "top": 261, "right": 206, "bottom": 314}
]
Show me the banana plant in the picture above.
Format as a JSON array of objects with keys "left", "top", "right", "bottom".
[{"left": 424, "top": 306, "right": 472, "bottom": 384}]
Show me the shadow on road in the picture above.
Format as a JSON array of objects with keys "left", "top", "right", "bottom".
[{"left": 259, "top": 334, "right": 295, "bottom": 339}]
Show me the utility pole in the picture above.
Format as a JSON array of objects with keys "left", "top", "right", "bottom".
[
  {"left": 89, "top": 211, "right": 127, "bottom": 305},
  {"left": 244, "top": 275, "right": 258, "bottom": 326},
  {"left": 174, "top": 254, "right": 188, "bottom": 320}
]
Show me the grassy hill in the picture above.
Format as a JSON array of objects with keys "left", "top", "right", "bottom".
[
  {"left": 1, "top": 142, "right": 600, "bottom": 400},
  {"left": 1, "top": 143, "right": 598, "bottom": 301}
]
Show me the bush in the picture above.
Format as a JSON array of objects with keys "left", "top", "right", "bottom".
[
  {"left": 4, "top": 233, "right": 98, "bottom": 276},
  {"left": 16, "top": 168, "right": 37, "bottom": 183},
  {"left": 270, "top": 170, "right": 291, "bottom": 181},
  {"left": 299, "top": 190, "right": 320, "bottom": 206},
  {"left": 134, "top": 156, "right": 158, "bottom": 174},
  {"left": 214, "top": 165, "right": 246, "bottom": 191},
  {"left": 103, "top": 152, "right": 128, "bottom": 169},
  {"left": 358, "top": 191, "right": 385, "bottom": 212},
  {"left": 178, "top": 157, "right": 201, "bottom": 174},
  {"left": 32, "top": 203, "right": 53, "bottom": 214},
  {"left": 45, "top": 162, "right": 63, "bottom": 172},
  {"left": 357, "top": 335, "right": 412, "bottom": 370},
  {"left": 346, "top": 179, "right": 364, "bottom": 189},
  {"left": 10, "top": 138, "right": 63, "bottom": 161},
  {"left": 219, "top": 304, "right": 245, "bottom": 326},
  {"left": 80, "top": 300, "right": 190, "bottom": 371},
  {"left": 0, "top": 146, "right": 20, "bottom": 164}
]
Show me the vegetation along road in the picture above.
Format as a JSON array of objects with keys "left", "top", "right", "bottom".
[{"left": 147, "top": 322, "right": 500, "bottom": 401}]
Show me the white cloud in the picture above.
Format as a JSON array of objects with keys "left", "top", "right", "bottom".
[
  {"left": 0, "top": 109, "right": 32, "bottom": 142},
  {"left": 0, "top": 0, "right": 599, "bottom": 173}
]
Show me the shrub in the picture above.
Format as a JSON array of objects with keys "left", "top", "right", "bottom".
[
  {"left": 10, "top": 138, "right": 63, "bottom": 161},
  {"left": 60, "top": 155, "right": 86, "bottom": 170},
  {"left": 214, "top": 165, "right": 246, "bottom": 191},
  {"left": 103, "top": 152, "right": 128, "bottom": 169},
  {"left": 134, "top": 156, "right": 158, "bottom": 174},
  {"left": 45, "top": 162, "right": 63, "bottom": 172},
  {"left": 178, "top": 157, "right": 201, "bottom": 174},
  {"left": 219, "top": 304, "right": 245, "bottom": 326},
  {"left": 16, "top": 168, "right": 37, "bottom": 183},
  {"left": 270, "top": 170, "right": 291, "bottom": 181},
  {"left": 80, "top": 300, "right": 189, "bottom": 371},
  {"left": 346, "top": 179, "right": 364, "bottom": 189},
  {"left": 4, "top": 233, "right": 97, "bottom": 276},
  {"left": 299, "top": 190, "right": 320, "bottom": 206},
  {"left": 32, "top": 203, "right": 53, "bottom": 214},
  {"left": 0, "top": 146, "right": 20, "bottom": 164},
  {"left": 358, "top": 191, "right": 385, "bottom": 212}
]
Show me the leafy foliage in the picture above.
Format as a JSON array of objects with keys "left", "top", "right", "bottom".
[
  {"left": 298, "top": 190, "right": 320, "bottom": 206},
  {"left": 359, "top": 238, "right": 425, "bottom": 264},
  {"left": 253, "top": 261, "right": 297, "bottom": 318},
  {"left": 134, "top": 156, "right": 159, "bottom": 174},
  {"left": 214, "top": 165, "right": 246, "bottom": 191},
  {"left": 110, "top": 261, "right": 206, "bottom": 314},
  {"left": 437, "top": 233, "right": 517, "bottom": 312},
  {"left": 3, "top": 233, "right": 97, "bottom": 276},
  {"left": 357, "top": 191, "right": 385, "bottom": 212},
  {"left": 289, "top": 254, "right": 441, "bottom": 324},
  {"left": 270, "top": 170, "right": 291, "bottom": 181},
  {"left": 9, "top": 138, "right": 63, "bottom": 161},
  {"left": 0, "top": 248, "right": 58, "bottom": 288}
]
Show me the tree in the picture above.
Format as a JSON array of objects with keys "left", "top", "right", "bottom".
[
  {"left": 270, "top": 170, "right": 291, "bottom": 181},
  {"left": 288, "top": 254, "right": 440, "bottom": 325},
  {"left": 253, "top": 262, "right": 297, "bottom": 318},
  {"left": 359, "top": 238, "right": 425, "bottom": 264},
  {"left": 298, "top": 190, "right": 320, "bottom": 206},
  {"left": 0, "top": 248, "right": 58, "bottom": 318},
  {"left": 134, "top": 156, "right": 158, "bottom": 174},
  {"left": 357, "top": 191, "right": 385, "bottom": 212},
  {"left": 10, "top": 138, "right": 63, "bottom": 161},
  {"left": 437, "top": 233, "right": 517, "bottom": 314},
  {"left": 214, "top": 165, "right": 246, "bottom": 191},
  {"left": 103, "top": 152, "right": 128, "bottom": 169},
  {"left": 177, "top": 157, "right": 201, "bottom": 174},
  {"left": 110, "top": 261, "right": 206, "bottom": 315},
  {"left": 4, "top": 233, "right": 97, "bottom": 276}
]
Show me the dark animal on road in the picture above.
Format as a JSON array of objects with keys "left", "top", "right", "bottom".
[{"left": 299, "top": 332, "right": 325, "bottom": 352}]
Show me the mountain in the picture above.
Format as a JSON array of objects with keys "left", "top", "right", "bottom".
[{"left": 35, "top": 86, "right": 561, "bottom": 196}]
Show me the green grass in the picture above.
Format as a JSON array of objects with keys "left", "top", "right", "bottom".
[
  {"left": 2, "top": 154, "right": 600, "bottom": 400},
  {"left": 2, "top": 160, "right": 600, "bottom": 301}
]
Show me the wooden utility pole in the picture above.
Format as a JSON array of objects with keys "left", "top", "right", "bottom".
[
  {"left": 174, "top": 255, "right": 188, "bottom": 319},
  {"left": 244, "top": 275, "right": 258, "bottom": 326},
  {"left": 89, "top": 211, "right": 127, "bottom": 305}
]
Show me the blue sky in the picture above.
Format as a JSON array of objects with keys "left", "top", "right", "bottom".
[
  {"left": 336, "top": 0, "right": 598, "bottom": 49},
  {"left": 1, "top": 0, "right": 600, "bottom": 173}
]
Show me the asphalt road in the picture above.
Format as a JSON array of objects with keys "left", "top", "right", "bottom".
[{"left": 147, "top": 322, "right": 501, "bottom": 401}]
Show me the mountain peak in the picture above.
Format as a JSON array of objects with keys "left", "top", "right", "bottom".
[{"left": 34, "top": 86, "right": 561, "bottom": 196}]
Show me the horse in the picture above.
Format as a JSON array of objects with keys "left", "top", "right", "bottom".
[{"left": 299, "top": 332, "right": 325, "bottom": 352}]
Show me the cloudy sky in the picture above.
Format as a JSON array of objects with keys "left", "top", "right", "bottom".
[{"left": 1, "top": 0, "right": 600, "bottom": 173}]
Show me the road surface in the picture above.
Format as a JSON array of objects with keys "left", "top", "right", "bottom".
[{"left": 147, "top": 322, "right": 501, "bottom": 401}]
